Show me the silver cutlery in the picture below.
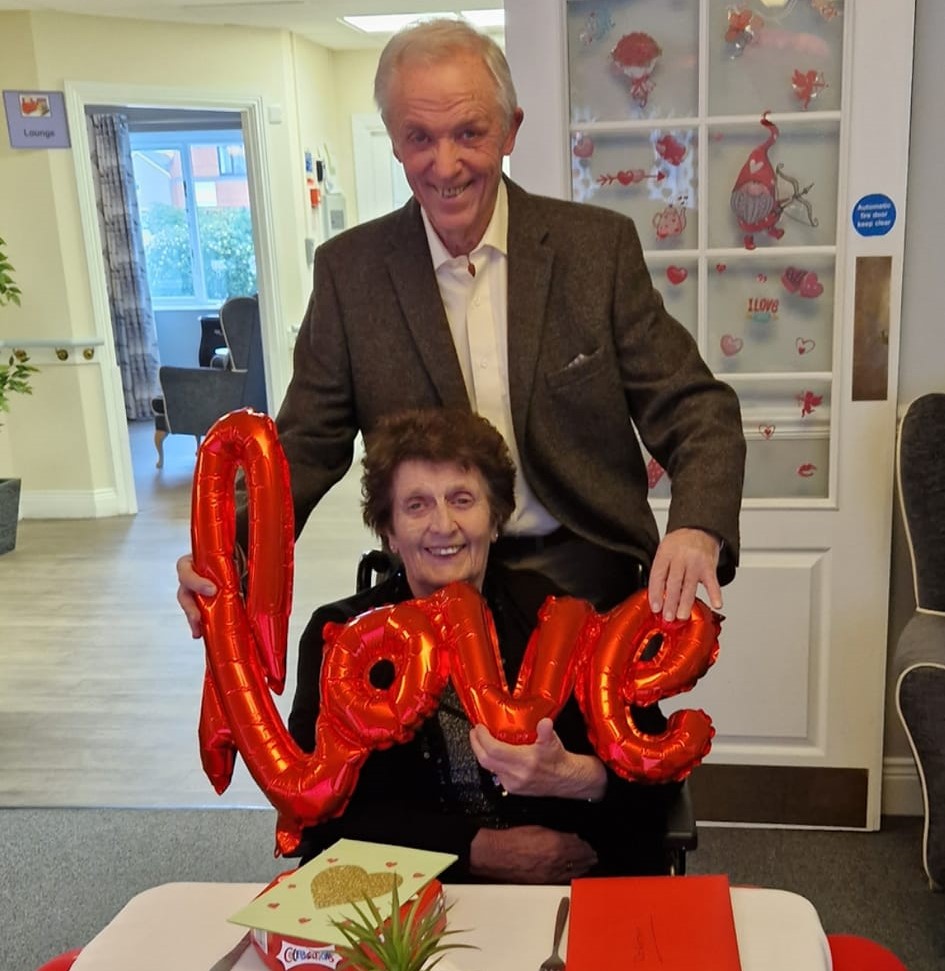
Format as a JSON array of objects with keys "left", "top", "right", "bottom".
[
  {"left": 538, "top": 895, "right": 570, "bottom": 971},
  {"left": 206, "top": 930, "right": 251, "bottom": 971}
]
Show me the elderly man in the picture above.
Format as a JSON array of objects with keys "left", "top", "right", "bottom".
[{"left": 178, "top": 17, "right": 745, "bottom": 629}]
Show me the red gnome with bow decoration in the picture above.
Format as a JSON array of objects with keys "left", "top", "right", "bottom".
[
  {"left": 730, "top": 113, "right": 784, "bottom": 250},
  {"left": 730, "top": 112, "right": 818, "bottom": 250}
]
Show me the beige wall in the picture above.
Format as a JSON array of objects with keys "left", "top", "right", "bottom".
[
  {"left": 290, "top": 34, "right": 342, "bottom": 250},
  {"left": 329, "top": 48, "right": 390, "bottom": 227},
  {"left": 0, "top": 10, "right": 375, "bottom": 508},
  {"left": 0, "top": 12, "right": 102, "bottom": 492}
]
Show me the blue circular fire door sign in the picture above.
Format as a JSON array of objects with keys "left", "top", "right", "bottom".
[{"left": 852, "top": 194, "right": 896, "bottom": 236}]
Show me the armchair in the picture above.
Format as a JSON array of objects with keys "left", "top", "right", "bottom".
[
  {"left": 892, "top": 392, "right": 945, "bottom": 890},
  {"left": 151, "top": 295, "right": 268, "bottom": 468}
]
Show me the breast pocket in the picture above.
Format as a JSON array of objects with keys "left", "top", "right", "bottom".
[{"left": 544, "top": 346, "right": 608, "bottom": 391}]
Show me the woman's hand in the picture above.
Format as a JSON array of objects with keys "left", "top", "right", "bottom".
[
  {"left": 176, "top": 554, "right": 217, "bottom": 638},
  {"left": 469, "top": 825, "right": 597, "bottom": 883},
  {"left": 469, "top": 717, "right": 607, "bottom": 801}
]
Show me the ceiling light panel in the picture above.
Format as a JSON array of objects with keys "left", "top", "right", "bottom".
[
  {"left": 341, "top": 12, "right": 455, "bottom": 34},
  {"left": 460, "top": 8, "right": 504, "bottom": 28}
]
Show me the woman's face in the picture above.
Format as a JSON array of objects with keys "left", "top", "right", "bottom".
[{"left": 386, "top": 458, "right": 494, "bottom": 599}]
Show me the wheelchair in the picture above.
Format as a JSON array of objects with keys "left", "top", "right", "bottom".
[{"left": 355, "top": 549, "right": 698, "bottom": 875}]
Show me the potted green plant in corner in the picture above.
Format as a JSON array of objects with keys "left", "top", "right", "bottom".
[{"left": 0, "top": 235, "right": 37, "bottom": 554}]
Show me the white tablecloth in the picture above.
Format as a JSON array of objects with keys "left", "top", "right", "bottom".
[{"left": 70, "top": 881, "right": 832, "bottom": 971}]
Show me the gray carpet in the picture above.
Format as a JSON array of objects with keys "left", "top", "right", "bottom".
[{"left": 3, "top": 809, "right": 942, "bottom": 971}]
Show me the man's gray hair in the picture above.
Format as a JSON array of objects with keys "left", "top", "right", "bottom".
[{"left": 374, "top": 17, "right": 519, "bottom": 132}]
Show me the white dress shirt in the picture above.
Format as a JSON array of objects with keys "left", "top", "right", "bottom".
[{"left": 421, "top": 183, "right": 559, "bottom": 537}]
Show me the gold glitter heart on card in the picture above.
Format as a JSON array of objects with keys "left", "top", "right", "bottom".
[{"left": 310, "top": 865, "right": 402, "bottom": 909}]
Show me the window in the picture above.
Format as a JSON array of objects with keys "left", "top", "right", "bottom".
[{"left": 130, "top": 128, "right": 257, "bottom": 306}]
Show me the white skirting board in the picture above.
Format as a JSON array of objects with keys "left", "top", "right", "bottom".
[
  {"left": 883, "top": 755, "right": 924, "bottom": 816},
  {"left": 19, "top": 487, "right": 121, "bottom": 519}
]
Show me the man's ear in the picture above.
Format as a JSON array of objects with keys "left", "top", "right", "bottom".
[{"left": 503, "top": 107, "right": 525, "bottom": 156}]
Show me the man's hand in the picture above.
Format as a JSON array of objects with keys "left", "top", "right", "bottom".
[
  {"left": 469, "top": 825, "right": 597, "bottom": 883},
  {"left": 469, "top": 718, "right": 606, "bottom": 801},
  {"left": 176, "top": 554, "right": 217, "bottom": 639},
  {"left": 647, "top": 527, "right": 722, "bottom": 622}
]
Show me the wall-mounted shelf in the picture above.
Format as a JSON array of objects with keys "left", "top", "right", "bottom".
[{"left": 0, "top": 337, "right": 105, "bottom": 363}]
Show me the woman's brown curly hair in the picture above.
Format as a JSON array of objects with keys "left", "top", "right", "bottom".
[{"left": 361, "top": 408, "right": 516, "bottom": 539}]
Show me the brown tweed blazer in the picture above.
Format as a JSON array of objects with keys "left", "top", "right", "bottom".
[{"left": 275, "top": 178, "right": 745, "bottom": 581}]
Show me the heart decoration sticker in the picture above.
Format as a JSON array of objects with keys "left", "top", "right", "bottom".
[
  {"left": 310, "top": 864, "right": 402, "bottom": 909},
  {"left": 782, "top": 266, "right": 824, "bottom": 298}
]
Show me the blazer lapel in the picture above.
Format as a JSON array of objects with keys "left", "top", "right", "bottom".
[
  {"left": 385, "top": 200, "right": 470, "bottom": 409},
  {"left": 506, "top": 180, "right": 554, "bottom": 437}
]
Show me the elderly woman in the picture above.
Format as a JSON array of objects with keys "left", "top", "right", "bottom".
[{"left": 288, "top": 408, "right": 675, "bottom": 884}]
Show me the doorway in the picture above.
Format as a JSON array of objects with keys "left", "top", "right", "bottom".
[{"left": 64, "top": 82, "right": 282, "bottom": 515}]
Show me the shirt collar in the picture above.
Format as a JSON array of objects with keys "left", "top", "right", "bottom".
[{"left": 422, "top": 179, "right": 509, "bottom": 271}]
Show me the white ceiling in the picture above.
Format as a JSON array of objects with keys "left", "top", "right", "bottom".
[{"left": 0, "top": 0, "right": 503, "bottom": 51}]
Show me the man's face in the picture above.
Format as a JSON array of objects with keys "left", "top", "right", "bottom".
[{"left": 386, "top": 51, "right": 523, "bottom": 258}]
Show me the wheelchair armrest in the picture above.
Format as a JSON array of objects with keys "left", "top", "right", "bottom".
[{"left": 664, "top": 778, "right": 698, "bottom": 850}]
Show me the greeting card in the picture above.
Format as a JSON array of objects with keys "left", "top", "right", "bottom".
[{"left": 228, "top": 839, "right": 456, "bottom": 944}]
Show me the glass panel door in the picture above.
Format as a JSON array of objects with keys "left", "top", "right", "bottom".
[{"left": 564, "top": 0, "right": 845, "bottom": 499}]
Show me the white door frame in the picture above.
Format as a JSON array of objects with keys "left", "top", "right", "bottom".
[
  {"left": 64, "top": 81, "right": 283, "bottom": 515},
  {"left": 352, "top": 112, "right": 414, "bottom": 225}
]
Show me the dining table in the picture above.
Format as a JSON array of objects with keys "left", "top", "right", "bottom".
[{"left": 69, "top": 879, "right": 833, "bottom": 970}]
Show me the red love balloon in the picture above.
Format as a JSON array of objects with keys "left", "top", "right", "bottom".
[
  {"left": 320, "top": 602, "right": 449, "bottom": 747},
  {"left": 193, "top": 412, "right": 724, "bottom": 854},
  {"left": 192, "top": 408, "right": 294, "bottom": 694},
  {"left": 194, "top": 411, "right": 375, "bottom": 854},
  {"left": 574, "top": 591, "right": 720, "bottom": 782},
  {"left": 422, "top": 582, "right": 593, "bottom": 743}
]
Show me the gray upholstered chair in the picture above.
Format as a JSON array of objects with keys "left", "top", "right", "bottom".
[
  {"left": 893, "top": 392, "right": 945, "bottom": 890},
  {"left": 151, "top": 295, "right": 268, "bottom": 468}
]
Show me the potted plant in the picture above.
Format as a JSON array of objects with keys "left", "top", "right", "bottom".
[
  {"left": 333, "top": 882, "right": 473, "bottom": 971},
  {"left": 0, "top": 235, "right": 37, "bottom": 554}
]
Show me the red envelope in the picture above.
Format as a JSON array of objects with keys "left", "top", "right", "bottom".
[{"left": 567, "top": 874, "right": 742, "bottom": 970}]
